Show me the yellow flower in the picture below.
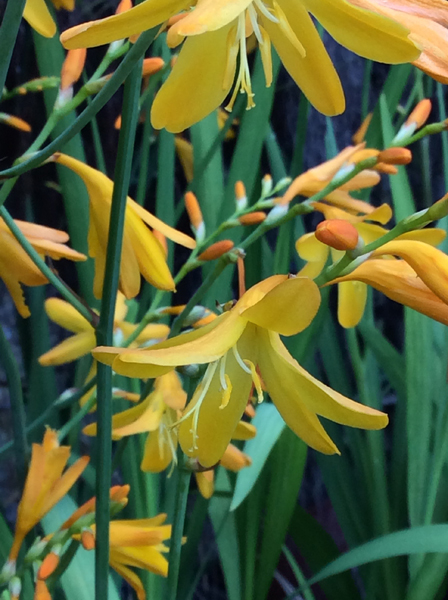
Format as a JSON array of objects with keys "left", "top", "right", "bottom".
[
  {"left": 348, "top": 0, "right": 448, "bottom": 84},
  {"left": 9, "top": 429, "right": 89, "bottom": 561},
  {"left": 38, "top": 292, "right": 169, "bottom": 366},
  {"left": 23, "top": 0, "right": 56, "bottom": 38},
  {"left": 0, "top": 218, "right": 86, "bottom": 318},
  {"left": 296, "top": 202, "right": 446, "bottom": 327},
  {"left": 53, "top": 153, "right": 196, "bottom": 297},
  {"left": 93, "top": 275, "right": 387, "bottom": 465},
  {"left": 60, "top": 0, "right": 419, "bottom": 132}
]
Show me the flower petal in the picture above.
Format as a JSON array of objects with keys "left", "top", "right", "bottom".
[
  {"left": 242, "top": 276, "right": 321, "bottom": 335},
  {"left": 24, "top": 0, "right": 56, "bottom": 38},
  {"left": 303, "top": 0, "right": 420, "bottom": 63},
  {"left": 337, "top": 280, "right": 367, "bottom": 328},
  {"left": 151, "top": 25, "right": 237, "bottom": 133},
  {"left": 45, "top": 298, "right": 92, "bottom": 333},
  {"left": 109, "top": 561, "right": 146, "bottom": 600},
  {"left": 60, "top": 0, "right": 189, "bottom": 49},
  {"left": 141, "top": 427, "right": 177, "bottom": 473},
  {"left": 39, "top": 331, "right": 96, "bottom": 366},
  {"left": 174, "top": 0, "right": 252, "bottom": 34},
  {"left": 260, "top": 0, "right": 344, "bottom": 115}
]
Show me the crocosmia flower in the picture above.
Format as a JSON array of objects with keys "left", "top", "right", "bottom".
[
  {"left": 94, "top": 275, "right": 388, "bottom": 466},
  {"left": 60, "top": 0, "right": 419, "bottom": 132}
]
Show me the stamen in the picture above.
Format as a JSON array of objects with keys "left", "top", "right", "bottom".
[
  {"left": 244, "top": 359, "right": 264, "bottom": 404},
  {"left": 219, "top": 353, "right": 228, "bottom": 391},
  {"left": 225, "top": 14, "right": 256, "bottom": 112},
  {"left": 254, "top": 0, "right": 279, "bottom": 23},
  {"left": 232, "top": 345, "right": 253, "bottom": 374},
  {"left": 247, "top": 4, "right": 263, "bottom": 44},
  {"left": 219, "top": 375, "right": 232, "bottom": 409}
]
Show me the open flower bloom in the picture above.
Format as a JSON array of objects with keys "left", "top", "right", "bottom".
[
  {"left": 93, "top": 275, "right": 387, "bottom": 465},
  {"left": 53, "top": 153, "right": 195, "bottom": 297},
  {"left": 0, "top": 218, "right": 86, "bottom": 318},
  {"left": 9, "top": 429, "right": 89, "bottom": 562},
  {"left": 39, "top": 292, "right": 169, "bottom": 366},
  {"left": 296, "top": 201, "right": 446, "bottom": 327},
  {"left": 60, "top": 0, "right": 419, "bottom": 132},
  {"left": 348, "top": 0, "right": 448, "bottom": 83}
]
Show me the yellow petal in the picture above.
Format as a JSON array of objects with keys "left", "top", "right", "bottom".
[
  {"left": 151, "top": 25, "right": 237, "bottom": 133},
  {"left": 220, "top": 443, "right": 252, "bottom": 471},
  {"left": 195, "top": 471, "right": 214, "bottom": 499},
  {"left": 337, "top": 281, "right": 367, "bottom": 328},
  {"left": 241, "top": 277, "right": 321, "bottom": 335},
  {"left": 113, "top": 391, "right": 165, "bottom": 437},
  {"left": 0, "top": 269, "right": 31, "bottom": 318},
  {"left": 372, "top": 240, "right": 448, "bottom": 304},
  {"left": 13, "top": 220, "right": 69, "bottom": 244},
  {"left": 303, "top": 0, "right": 420, "bottom": 63},
  {"left": 60, "top": 0, "right": 189, "bottom": 49},
  {"left": 24, "top": 0, "right": 56, "bottom": 38},
  {"left": 260, "top": 0, "right": 344, "bottom": 115},
  {"left": 141, "top": 427, "right": 177, "bottom": 473},
  {"left": 174, "top": 0, "right": 251, "bottom": 34},
  {"left": 396, "top": 227, "right": 446, "bottom": 246},
  {"left": 232, "top": 420, "right": 256, "bottom": 440},
  {"left": 156, "top": 371, "right": 187, "bottom": 410},
  {"left": 39, "top": 331, "right": 96, "bottom": 366},
  {"left": 44, "top": 297, "right": 92, "bottom": 333},
  {"left": 109, "top": 561, "right": 146, "bottom": 600},
  {"left": 117, "top": 321, "right": 170, "bottom": 343}
]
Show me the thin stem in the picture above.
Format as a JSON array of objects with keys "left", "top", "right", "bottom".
[
  {"left": 0, "top": 206, "right": 95, "bottom": 323},
  {"left": 94, "top": 53, "right": 144, "bottom": 600},
  {"left": 0, "top": 323, "right": 28, "bottom": 481},
  {"left": 0, "top": 0, "right": 27, "bottom": 97}
]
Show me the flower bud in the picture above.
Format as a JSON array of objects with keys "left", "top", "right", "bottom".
[
  {"left": 0, "top": 113, "right": 31, "bottom": 132},
  {"left": 81, "top": 528, "right": 96, "bottom": 551},
  {"left": 406, "top": 98, "right": 432, "bottom": 130},
  {"left": 0, "top": 560, "right": 15, "bottom": 584},
  {"left": 141, "top": 57, "right": 165, "bottom": 78},
  {"left": 60, "top": 49, "right": 87, "bottom": 91},
  {"left": 37, "top": 546, "right": 61, "bottom": 580},
  {"left": 315, "top": 219, "right": 359, "bottom": 251},
  {"left": 238, "top": 212, "right": 266, "bottom": 225},
  {"left": 116, "top": 0, "right": 132, "bottom": 12},
  {"left": 198, "top": 240, "right": 234, "bottom": 261},
  {"left": 184, "top": 192, "right": 205, "bottom": 241},
  {"left": 220, "top": 445, "right": 252, "bottom": 471},
  {"left": 235, "top": 181, "right": 247, "bottom": 210},
  {"left": 377, "top": 147, "right": 412, "bottom": 166},
  {"left": 9, "top": 576, "right": 21, "bottom": 600},
  {"left": 427, "top": 192, "right": 448, "bottom": 221},
  {"left": 34, "top": 580, "right": 51, "bottom": 600},
  {"left": 261, "top": 174, "right": 273, "bottom": 196}
]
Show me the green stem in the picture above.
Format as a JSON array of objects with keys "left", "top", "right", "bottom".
[
  {"left": 58, "top": 392, "right": 97, "bottom": 443},
  {"left": 0, "top": 206, "right": 95, "bottom": 323},
  {"left": 0, "top": 28, "right": 157, "bottom": 180},
  {"left": 165, "top": 453, "right": 192, "bottom": 600},
  {"left": 0, "top": 0, "right": 27, "bottom": 97},
  {"left": 0, "top": 323, "right": 28, "bottom": 480},
  {"left": 94, "top": 53, "right": 144, "bottom": 600}
]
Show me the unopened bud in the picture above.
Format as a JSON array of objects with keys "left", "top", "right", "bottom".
[
  {"left": 198, "top": 240, "right": 234, "bottom": 261},
  {"left": 60, "top": 48, "right": 87, "bottom": 91},
  {"left": 81, "top": 528, "right": 96, "bottom": 551},
  {"left": 377, "top": 147, "right": 412, "bottom": 166},
  {"left": 221, "top": 445, "right": 252, "bottom": 471},
  {"left": 182, "top": 305, "right": 208, "bottom": 326},
  {"left": 9, "top": 576, "right": 21, "bottom": 600},
  {"left": 235, "top": 181, "right": 247, "bottom": 210},
  {"left": 238, "top": 212, "right": 266, "bottom": 225},
  {"left": 37, "top": 546, "right": 61, "bottom": 580},
  {"left": 315, "top": 219, "right": 359, "bottom": 251},
  {"left": 265, "top": 202, "right": 289, "bottom": 225},
  {"left": 116, "top": 0, "right": 132, "bottom": 12},
  {"left": 406, "top": 98, "right": 432, "bottom": 130},
  {"left": 245, "top": 403, "right": 256, "bottom": 418},
  {"left": 427, "top": 192, "right": 448, "bottom": 221},
  {"left": 193, "top": 313, "right": 217, "bottom": 328},
  {"left": 0, "top": 113, "right": 31, "bottom": 132},
  {"left": 184, "top": 192, "right": 205, "bottom": 241},
  {"left": 352, "top": 112, "right": 373, "bottom": 144},
  {"left": 374, "top": 163, "right": 398, "bottom": 175},
  {"left": 34, "top": 579, "right": 51, "bottom": 600},
  {"left": 24, "top": 538, "right": 48, "bottom": 563},
  {"left": 261, "top": 174, "right": 273, "bottom": 196},
  {"left": 0, "top": 560, "right": 16, "bottom": 584},
  {"left": 141, "top": 57, "right": 164, "bottom": 78}
]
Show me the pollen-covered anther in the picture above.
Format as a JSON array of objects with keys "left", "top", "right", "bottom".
[
  {"left": 315, "top": 219, "right": 359, "bottom": 251},
  {"left": 198, "top": 240, "right": 235, "bottom": 262},
  {"left": 377, "top": 147, "right": 412, "bottom": 166}
]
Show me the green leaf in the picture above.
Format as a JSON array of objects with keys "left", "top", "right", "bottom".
[{"left": 230, "top": 403, "right": 285, "bottom": 511}]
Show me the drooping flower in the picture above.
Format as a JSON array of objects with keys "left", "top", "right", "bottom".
[
  {"left": 296, "top": 201, "right": 446, "bottom": 327},
  {"left": 347, "top": 0, "right": 448, "bottom": 83},
  {"left": 52, "top": 153, "right": 196, "bottom": 297},
  {"left": 0, "top": 218, "right": 86, "bottom": 318},
  {"left": 38, "top": 292, "right": 169, "bottom": 366},
  {"left": 60, "top": 0, "right": 419, "bottom": 132},
  {"left": 9, "top": 429, "right": 89, "bottom": 562},
  {"left": 93, "top": 275, "right": 388, "bottom": 466}
]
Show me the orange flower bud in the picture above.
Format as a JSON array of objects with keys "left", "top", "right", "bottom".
[
  {"left": 116, "top": 0, "right": 132, "bottom": 14},
  {"left": 160, "top": 305, "right": 186, "bottom": 316},
  {"left": 184, "top": 192, "right": 203, "bottom": 231},
  {"left": 34, "top": 579, "right": 51, "bottom": 600},
  {"left": 0, "top": 114, "right": 31, "bottom": 132},
  {"left": 153, "top": 230, "right": 168, "bottom": 257},
  {"left": 245, "top": 403, "right": 256, "bottom": 418},
  {"left": 37, "top": 551, "right": 60, "bottom": 580},
  {"left": 193, "top": 313, "right": 217, "bottom": 328},
  {"left": 198, "top": 240, "right": 234, "bottom": 262},
  {"left": 60, "top": 49, "right": 86, "bottom": 90},
  {"left": 238, "top": 212, "right": 266, "bottom": 225},
  {"left": 315, "top": 219, "right": 359, "bottom": 251},
  {"left": 375, "top": 163, "right": 399, "bottom": 175},
  {"left": 81, "top": 528, "right": 96, "bottom": 551},
  {"left": 235, "top": 180, "right": 247, "bottom": 209},
  {"left": 352, "top": 112, "right": 373, "bottom": 144},
  {"left": 141, "top": 57, "right": 164, "bottom": 78},
  {"left": 377, "top": 147, "right": 412, "bottom": 166},
  {"left": 406, "top": 99, "right": 432, "bottom": 130}
]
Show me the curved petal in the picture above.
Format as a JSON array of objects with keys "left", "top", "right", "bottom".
[
  {"left": 39, "top": 331, "right": 96, "bottom": 366},
  {"left": 232, "top": 420, "right": 256, "bottom": 440},
  {"left": 151, "top": 25, "right": 237, "bottom": 133},
  {"left": 296, "top": 233, "right": 329, "bottom": 278},
  {"left": 372, "top": 240, "right": 448, "bottom": 304},
  {"left": 28, "top": 238, "right": 86, "bottom": 262},
  {"left": 60, "top": 0, "right": 189, "bottom": 49},
  {"left": 109, "top": 561, "right": 145, "bottom": 600},
  {"left": 241, "top": 276, "right": 321, "bottom": 335},
  {"left": 178, "top": 328, "right": 255, "bottom": 467},
  {"left": 45, "top": 298, "right": 92, "bottom": 333},
  {"left": 195, "top": 471, "right": 214, "bottom": 499},
  {"left": 141, "top": 427, "right": 177, "bottom": 473},
  {"left": 337, "top": 280, "right": 367, "bottom": 328},
  {"left": 303, "top": 0, "right": 420, "bottom": 63},
  {"left": 24, "top": 0, "right": 56, "bottom": 38},
  {"left": 396, "top": 227, "right": 446, "bottom": 246},
  {"left": 13, "top": 220, "right": 69, "bottom": 243},
  {"left": 111, "top": 546, "right": 168, "bottom": 576},
  {"left": 0, "top": 272, "right": 31, "bottom": 318},
  {"left": 220, "top": 443, "right": 251, "bottom": 471},
  {"left": 260, "top": 0, "right": 345, "bottom": 115},
  {"left": 174, "top": 0, "right": 251, "bottom": 34},
  {"left": 330, "top": 259, "right": 448, "bottom": 326}
]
